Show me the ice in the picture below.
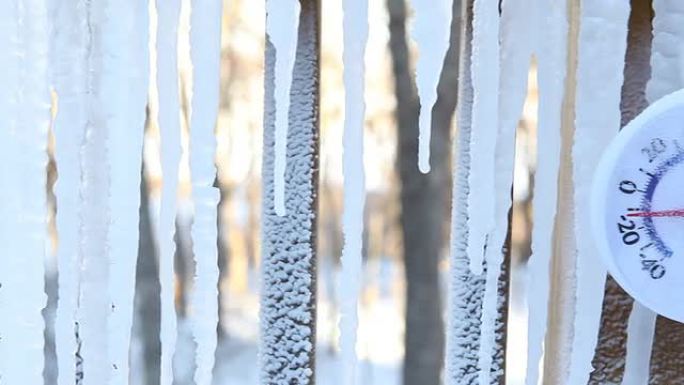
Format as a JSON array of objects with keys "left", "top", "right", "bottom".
[
  {"left": 188, "top": 0, "right": 223, "bottom": 383},
  {"left": 410, "top": 0, "right": 452, "bottom": 173},
  {"left": 339, "top": 0, "right": 369, "bottom": 383},
  {"left": 568, "top": 1, "right": 630, "bottom": 383},
  {"left": 266, "top": 0, "right": 301, "bottom": 216}
]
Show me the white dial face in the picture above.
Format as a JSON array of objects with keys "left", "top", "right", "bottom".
[{"left": 592, "top": 90, "right": 684, "bottom": 322}]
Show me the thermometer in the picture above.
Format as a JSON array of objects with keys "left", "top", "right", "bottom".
[{"left": 592, "top": 89, "right": 684, "bottom": 322}]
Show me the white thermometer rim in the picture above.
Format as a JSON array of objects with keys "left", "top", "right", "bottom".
[{"left": 591, "top": 88, "right": 684, "bottom": 322}]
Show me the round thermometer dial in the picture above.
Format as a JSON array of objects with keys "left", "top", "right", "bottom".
[{"left": 592, "top": 89, "right": 684, "bottom": 322}]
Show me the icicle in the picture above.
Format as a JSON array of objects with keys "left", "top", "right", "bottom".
[
  {"left": 0, "top": 1, "right": 50, "bottom": 383},
  {"left": 410, "top": 0, "right": 452, "bottom": 173},
  {"left": 266, "top": 0, "right": 300, "bottom": 216},
  {"left": 102, "top": 2, "right": 149, "bottom": 384},
  {"left": 339, "top": 0, "right": 368, "bottom": 383},
  {"left": 76, "top": 1, "right": 112, "bottom": 383},
  {"left": 156, "top": 0, "right": 183, "bottom": 383},
  {"left": 646, "top": 0, "right": 684, "bottom": 103},
  {"left": 621, "top": 303, "right": 657, "bottom": 385},
  {"left": 568, "top": 1, "right": 630, "bottom": 384},
  {"left": 188, "top": 0, "right": 222, "bottom": 383},
  {"left": 477, "top": 0, "right": 533, "bottom": 382},
  {"left": 49, "top": 1, "right": 89, "bottom": 384},
  {"left": 260, "top": 2, "right": 318, "bottom": 382},
  {"left": 466, "top": 0, "right": 500, "bottom": 275},
  {"left": 524, "top": 2, "right": 568, "bottom": 385}
]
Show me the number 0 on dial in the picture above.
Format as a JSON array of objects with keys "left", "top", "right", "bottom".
[{"left": 592, "top": 89, "right": 684, "bottom": 322}]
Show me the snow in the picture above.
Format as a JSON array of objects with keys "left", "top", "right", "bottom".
[
  {"left": 339, "top": 0, "right": 368, "bottom": 383},
  {"left": 524, "top": 2, "right": 568, "bottom": 385},
  {"left": 568, "top": 1, "right": 630, "bottom": 384},
  {"left": 48, "top": 2, "right": 89, "bottom": 384},
  {"left": 266, "top": 0, "right": 301, "bottom": 217},
  {"left": 156, "top": 0, "right": 183, "bottom": 383},
  {"left": 478, "top": 0, "right": 533, "bottom": 382},
  {"left": 188, "top": 0, "right": 223, "bottom": 383},
  {"left": 410, "top": 0, "right": 452, "bottom": 173},
  {"left": 260, "top": 2, "right": 318, "bottom": 381},
  {"left": 0, "top": 1, "right": 50, "bottom": 384},
  {"left": 466, "top": 0, "right": 500, "bottom": 275}
]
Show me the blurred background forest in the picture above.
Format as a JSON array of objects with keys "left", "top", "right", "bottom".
[{"left": 41, "top": 0, "right": 539, "bottom": 384}]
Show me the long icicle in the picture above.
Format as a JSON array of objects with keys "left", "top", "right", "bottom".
[
  {"left": 77, "top": 1, "right": 112, "bottom": 383},
  {"left": 410, "top": 0, "right": 452, "bottom": 173},
  {"left": 568, "top": 1, "right": 630, "bottom": 383},
  {"left": 49, "top": 1, "right": 89, "bottom": 384},
  {"left": 466, "top": 0, "right": 501, "bottom": 275},
  {"left": 156, "top": 0, "right": 183, "bottom": 383},
  {"left": 0, "top": 1, "right": 50, "bottom": 383},
  {"left": 103, "top": 2, "right": 150, "bottom": 384},
  {"left": 188, "top": 0, "right": 223, "bottom": 383},
  {"left": 524, "top": 1, "right": 568, "bottom": 384},
  {"left": 478, "top": 0, "right": 533, "bottom": 382},
  {"left": 266, "top": 0, "right": 300, "bottom": 216},
  {"left": 339, "top": 0, "right": 368, "bottom": 383}
]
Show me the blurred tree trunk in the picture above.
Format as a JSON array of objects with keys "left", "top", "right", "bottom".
[
  {"left": 387, "top": 0, "right": 462, "bottom": 384},
  {"left": 134, "top": 168, "right": 161, "bottom": 385}
]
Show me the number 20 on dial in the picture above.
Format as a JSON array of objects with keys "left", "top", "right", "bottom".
[{"left": 592, "top": 89, "right": 684, "bottom": 322}]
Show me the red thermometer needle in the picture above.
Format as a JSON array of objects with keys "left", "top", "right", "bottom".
[{"left": 627, "top": 209, "right": 684, "bottom": 217}]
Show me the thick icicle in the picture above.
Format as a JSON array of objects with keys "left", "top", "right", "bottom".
[
  {"left": 568, "top": 1, "right": 630, "bottom": 384},
  {"left": 477, "top": 0, "right": 533, "bottom": 382},
  {"left": 102, "top": 2, "right": 149, "bottom": 385},
  {"left": 339, "top": 0, "right": 368, "bottom": 383},
  {"left": 524, "top": 2, "right": 568, "bottom": 385},
  {"left": 188, "top": 0, "right": 222, "bottom": 383},
  {"left": 76, "top": 1, "right": 113, "bottom": 383},
  {"left": 0, "top": 1, "right": 50, "bottom": 384},
  {"left": 260, "top": 1, "right": 319, "bottom": 382},
  {"left": 646, "top": 0, "right": 684, "bottom": 103},
  {"left": 266, "top": 0, "right": 301, "bottom": 216},
  {"left": 49, "top": 1, "right": 89, "bottom": 384},
  {"left": 466, "top": 0, "right": 500, "bottom": 275},
  {"left": 410, "top": 0, "right": 452, "bottom": 173},
  {"left": 156, "top": 0, "right": 183, "bottom": 383}
]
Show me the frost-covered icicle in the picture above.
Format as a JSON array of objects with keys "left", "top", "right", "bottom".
[
  {"left": 446, "top": 1, "right": 490, "bottom": 383},
  {"left": 102, "top": 2, "right": 149, "bottom": 384},
  {"left": 477, "top": 0, "right": 533, "bottom": 382},
  {"left": 188, "top": 0, "right": 222, "bottom": 383},
  {"left": 0, "top": 2, "right": 50, "bottom": 384},
  {"left": 156, "top": 0, "right": 183, "bottom": 383},
  {"left": 266, "top": 0, "right": 300, "bottom": 216},
  {"left": 466, "top": 0, "right": 500, "bottom": 275},
  {"left": 339, "top": 0, "right": 368, "bottom": 383},
  {"left": 261, "top": 1, "right": 319, "bottom": 382},
  {"left": 646, "top": 0, "right": 684, "bottom": 103},
  {"left": 621, "top": 303, "right": 656, "bottom": 385},
  {"left": 49, "top": 1, "right": 89, "bottom": 384},
  {"left": 77, "top": 1, "right": 112, "bottom": 383},
  {"left": 568, "top": 2, "right": 630, "bottom": 384},
  {"left": 524, "top": 2, "right": 568, "bottom": 385},
  {"left": 410, "top": 0, "right": 452, "bottom": 173}
]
